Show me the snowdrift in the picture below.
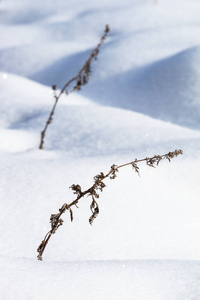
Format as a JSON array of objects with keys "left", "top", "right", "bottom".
[{"left": 1, "top": 0, "right": 200, "bottom": 299}]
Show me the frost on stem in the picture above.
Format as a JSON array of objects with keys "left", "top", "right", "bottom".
[{"left": 37, "top": 149, "right": 183, "bottom": 261}]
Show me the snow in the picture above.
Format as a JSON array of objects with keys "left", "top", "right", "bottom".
[
  {"left": 1, "top": 0, "right": 200, "bottom": 299},
  {"left": 1, "top": 258, "right": 200, "bottom": 300}
]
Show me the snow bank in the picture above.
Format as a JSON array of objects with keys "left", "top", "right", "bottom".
[
  {"left": 1, "top": 0, "right": 200, "bottom": 299},
  {"left": 1, "top": 257, "right": 200, "bottom": 300}
]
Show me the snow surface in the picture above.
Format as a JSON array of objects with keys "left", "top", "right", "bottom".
[{"left": 1, "top": 0, "right": 200, "bottom": 299}]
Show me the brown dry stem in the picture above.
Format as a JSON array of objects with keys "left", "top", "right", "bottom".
[
  {"left": 39, "top": 25, "right": 110, "bottom": 149},
  {"left": 37, "top": 149, "right": 183, "bottom": 260}
]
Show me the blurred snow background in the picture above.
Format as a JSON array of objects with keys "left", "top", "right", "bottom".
[{"left": 0, "top": 0, "right": 200, "bottom": 299}]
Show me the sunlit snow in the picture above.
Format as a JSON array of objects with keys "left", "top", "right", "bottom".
[{"left": 0, "top": 0, "right": 200, "bottom": 299}]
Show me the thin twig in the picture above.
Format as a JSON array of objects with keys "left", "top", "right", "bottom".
[
  {"left": 37, "top": 149, "right": 183, "bottom": 260},
  {"left": 39, "top": 25, "right": 110, "bottom": 149}
]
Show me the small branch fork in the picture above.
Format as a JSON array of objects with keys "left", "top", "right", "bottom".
[
  {"left": 39, "top": 25, "right": 110, "bottom": 150},
  {"left": 37, "top": 149, "right": 183, "bottom": 260}
]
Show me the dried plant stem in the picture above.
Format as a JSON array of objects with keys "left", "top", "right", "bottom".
[
  {"left": 40, "top": 97, "right": 58, "bottom": 149},
  {"left": 39, "top": 25, "right": 110, "bottom": 149},
  {"left": 37, "top": 149, "right": 183, "bottom": 260}
]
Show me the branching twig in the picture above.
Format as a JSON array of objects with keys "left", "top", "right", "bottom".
[
  {"left": 37, "top": 149, "right": 183, "bottom": 260},
  {"left": 39, "top": 25, "right": 110, "bottom": 149}
]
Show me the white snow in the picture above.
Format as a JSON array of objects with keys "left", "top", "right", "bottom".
[{"left": 0, "top": 0, "right": 200, "bottom": 299}]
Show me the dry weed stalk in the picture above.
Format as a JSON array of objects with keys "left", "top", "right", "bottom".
[
  {"left": 37, "top": 149, "right": 183, "bottom": 260},
  {"left": 39, "top": 25, "right": 110, "bottom": 149}
]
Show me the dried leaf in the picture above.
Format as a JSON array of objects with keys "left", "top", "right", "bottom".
[
  {"left": 89, "top": 207, "right": 99, "bottom": 225},
  {"left": 89, "top": 197, "right": 99, "bottom": 225},
  {"left": 70, "top": 184, "right": 82, "bottom": 196},
  {"left": 110, "top": 164, "right": 118, "bottom": 179},
  {"left": 90, "top": 200, "right": 95, "bottom": 212},
  {"left": 132, "top": 162, "right": 140, "bottom": 176},
  {"left": 69, "top": 208, "right": 73, "bottom": 222}
]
